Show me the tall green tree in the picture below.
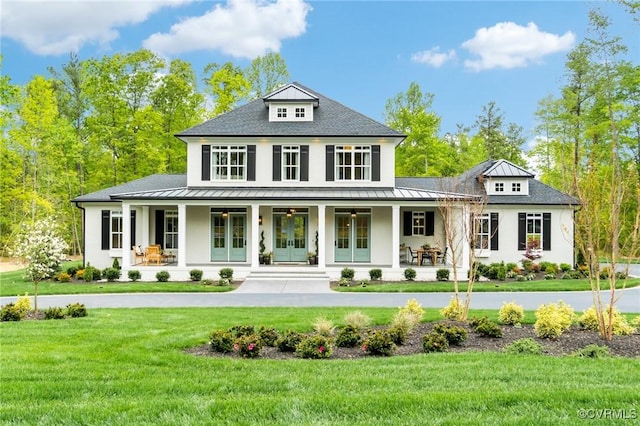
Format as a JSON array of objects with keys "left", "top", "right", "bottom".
[
  {"left": 245, "top": 52, "right": 289, "bottom": 99},
  {"left": 203, "top": 62, "right": 250, "bottom": 117},
  {"left": 474, "top": 102, "right": 526, "bottom": 166}
]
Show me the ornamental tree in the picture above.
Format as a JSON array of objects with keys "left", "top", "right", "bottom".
[{"left": 11, "top": 218, "right": 68, "bottom": 311}]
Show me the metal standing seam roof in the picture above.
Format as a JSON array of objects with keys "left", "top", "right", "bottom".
[{"left": 482, "top": 159, "right": 534, "bottom": 178}]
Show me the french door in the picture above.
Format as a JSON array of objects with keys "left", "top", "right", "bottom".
[
  {"left": 335, "top": 214, "right": 370, "bottom": 262},
  {"left": 273, "top": 214, "right": 308, "bottom": 262},
  {"left": 211, "top": 213, "right": 246, "bottom": 262}
]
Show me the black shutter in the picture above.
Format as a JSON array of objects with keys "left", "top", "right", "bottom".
[
  {"left": 425, "top": 211, "right": 434, "bottom": 236},
  {"left": 300, "top": 145, "right": 309, "bottom": 181},
  {"left": 155, "top": 210, "right": 165, "bottom": 248},
  {"left": 201, "top": 145, "right": 210, "bottom": 181},
  {"left": 543, "top": 213, "right": 551, "bottom": 251},
  {"left": 490, "top": 212, "right": 499, "bottom": 250},
  {"left": 130, "top": 210, "right": 136, "bottom": 246},
  {"left": 326, "top": 145, "right": 334, "bottom": 181},
  {"left": 247, "top": 145, "right": 256, "bottom": 181},
  {"left": 403, "top": 211, "right": 412, "bottom": 236},
  {"left": 372, "top": 145, "right": 381, "bottom": 181},
  {"left": 101, "top": 210, "right": 110, "bottom": 250},
  {"left": 518, "top": 212, "right": 526, "bottom": 250},
  {"left": 272, "top": 145, "right": 281, "bottom": 181}
]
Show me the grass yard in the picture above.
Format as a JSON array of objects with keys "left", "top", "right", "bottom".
[{"left": 1, "top": 307, "right": 638, "bottom": 425}]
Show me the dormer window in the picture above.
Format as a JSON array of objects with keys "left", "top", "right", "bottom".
[
  {"left": 512, "top": 182, "right": 521, "bottom": 192},
  {"left": 495, "top": 182, "right": 504, "bottom": 192},
  {"left": 295, "top": 107, "right": 306, "bottom": 118},
  {"left": 277, "top": 107, "right": 287, "bottom": 118}
]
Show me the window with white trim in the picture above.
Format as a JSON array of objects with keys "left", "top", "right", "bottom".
[
  {"left": 335, "top": 145, "right": 371, "bottom": 181},
  {"left": 111, "top": 210, "right": 123, "bottom": 249},
  {"left": 412, "top": 212, "right": 425, "bottom": 236},
  {"left": 212, "top": 145, "right": 246, "bottom": 180},
  {"left": 512, "top": 182, "right": 521, "bottom": 192},
  {"left": 495, "top": 182, "right": 504, "bottom": 192},
  {"left": 277, "top": 107, "right": 287, "bottom": 118},
  {"left": 473, "top": 214, "right": 490, "bottom": 250},
  {"left": 165, "top": 210, "right": 178, "bottom": 249},
  {"left": 526, "top": 213, "right": 542, "bottom": 248},
  {"left": 295, "top": 107, "right": 305, "bottom": 118},
  {"left": 282, "top": 146, "right": 300, "bottom": 181}
]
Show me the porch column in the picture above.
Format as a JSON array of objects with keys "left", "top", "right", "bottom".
[
  {"left": 317, "top": 204, "right": 326, "bottom": 269},
  {"left": 122, "top": 203, "right": 131, "bottom": 269},
  {"left": 251, "top": 204, "right": 260, "bottom": 268},
  {"left": 392, "top": 205, "right": 400, "bottom": 269},
  {"left": 178, "top": 204, "right": 186, "bottom": 267},
  {"left": 141, "top": 206, "right": 150, "bottom": 248}
]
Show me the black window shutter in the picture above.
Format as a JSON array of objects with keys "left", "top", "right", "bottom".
[
  {"left": 518, "top": 213, "right": 526, "bottom": 250},
  {"left": 372, "top": 145, "right": 381, "bottom": 181},
  {"left": 130, "top": 210, "right": 136, "bottom": 246},
  {"left": 490, "top": 212, "right": 499, "bottom": 250},
  {"left": 425, "top": 211, "right": 434, "bottom": 236},
  {"left": 326, "top": 145, "right": 334, "bottom": 181},
  {"left": 272, "top": 145, "right": 282, "bottom": 181},
  {"left": 403, "top": 211, "right": 412, "bottom": 236},
  {"left": 155, "top": 210, "right": 165, "bottom": 248},
  {"left": 300, "top": 145, "right": 309, "bottom": 181},
  {"left": 542, "top": 213, "right": 551, "bottom": 251},
  {"left": 247, "top": 145, "right": 256, "bottom": 181},
  {"left": 201, "top": 145, "right": 210, "bottom": 181},
  {"left": 101, "top": 210, "right": 110, "bottom": 250}
]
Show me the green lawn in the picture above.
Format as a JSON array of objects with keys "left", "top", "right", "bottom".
[{"left": 1, "top": 307, "right": 638, "bottom": 425}]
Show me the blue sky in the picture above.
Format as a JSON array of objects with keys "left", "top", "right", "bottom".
[{"left": 1, "top": 1, "right": 638, "bottom": 146}]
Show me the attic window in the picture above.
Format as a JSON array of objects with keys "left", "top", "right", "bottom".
[
  {"left": 295, "top": 107, "right": 305, "bottom": 118},
  {"left": 512, "top": 182, "right": 521, "bottom": 192},
  {"left": 495, "top": 182, "right": 504, "bottom": 192},
  {"left": 277, "top": 107, "right": 287, "bottom": 118}
]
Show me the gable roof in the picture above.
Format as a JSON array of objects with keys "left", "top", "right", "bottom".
[
  {"left": 482, "top": 159, "right": 534, "bottom": 178},
  {"left": 263, "top": 83, "right": 319, "bottom": 105},
  {"left": 176, "top": 82, "right": 405, "bottom": 139}
]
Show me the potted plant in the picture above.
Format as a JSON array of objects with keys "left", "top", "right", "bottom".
[
  {"left": 263, "top": 252, "right": 272, "bottom": 265},
  {"left": 259, "top": 231, "right": 266, "bottom": 264},
  {"left": 308, "top": 252, "right": 317, "bottom": 265}
]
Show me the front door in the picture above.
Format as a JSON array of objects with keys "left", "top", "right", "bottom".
[
  {"left": 335, "top": 213, "right": 370, "bottom": 262},
  {"left": 273, "top": 214, "right": 307, "bottom": 262},
  {"left": 211, "top": 213, "right": 246, "bottom": 262}
]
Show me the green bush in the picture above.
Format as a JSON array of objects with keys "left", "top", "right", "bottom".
[
  {"left": 14, "top": 294, "right": 31, "bottom": 318},
  {"left": 505, "top": 262, "right": 518, "bottom": 272},
  {"left": 387, "top": 325, "right": 409, "bottom": 345},
  {"left": 128, "top": 270, "right": 141, "bottom": 282},
  {"left": 83, "top": 265, "right": 99, "bottom": 282},
  {"left": 337, "top": 277, "right": 351, "bottom": 287},
  {"left": 229, "top": 325, "right": 256, "bottom": 338},
  {"left": 362, "top": 329, "right": 395, "bottom": 356},
  {"left": 399, "top": 298, "right": 425, "bottom": 322},
  {"left": 218, "top": 278, "right": 231, "bottom": 286},
  {"left": 578, "top": 305, "right": 634, "bottom": 336},
  {"left": 544, "top": 273, "right": 556, "bottom": 280},
  {"left": 436, "top": 268, "right": 450, "bottom": 281},
  {"left": 440, "top": 296, "right": 463, "bottom": 320},
  {"left": 335, "top": 325, "right": 362, "bottom": 348},
  {"left": 498, "top": 301, "right": 524, "bottom": 325},
  {"left": 503, "top": 338, "right": 543, "bottom": 355},
  {"left": 404, "top": 268, "right": 417, "bottom": 281},
  {"left": 368, "top": 268, "right": 382, "bottom": 281},
  {"left": 189, "top": 269, "right": 203, "bottom": 281},
  {"left": 422, "top": 332, "right": 449, "bottom": 353},
  {"left": 296, "top": 334, "right": 333, "bottom": 359},
  {"left": 155, "top": 270, "right": 170, "bottom": 282},
  {"left": 66, "top": 303, "right": 87, "bottom": 318},
  {"left": 210, "top": 329, "right": 234, "bottom": 353},
  {"left": 201, "top": 278, "right": 215, "bottom": 286},
  {"left": 471, "top": 317, "right": 503, "bottom": 338},
  {"left": 560, "top": 263, "right": 572, "bottom": 272},
  {"left": 534, "top": 301, "right": 574, "bottom": 339},
  {"left": 44, "top": 307, "right": 65, "bottom": 320},
  {"left": 0, "top": 304, "right": 21, "bottom": 322},
  {"left": 433, "top": 323, "right": 468, "bottom": 346},
  {"left": 56, "top": 272, "right": 72, "bottom": 282},
  {"left": 103, "top": 267, "right": 121, "bottom": 282},
  {"left": 233, "top": 334, "right": 262, "bottom": 358},
  {"left": 258, "top": 326, "right": 280, "bottom": 347},
  {"left": 572, "top": 344, "right": 610, "bottom": 359},
  {"left": 219, "top": 268, "right": 233, "bottom": 280},
  {"left": 65, "top": 266, "right": 79, "bottom": 277},
  {"left": 341, "top": 268, "right": 355, "bottom": 280},
  {"left": 277, "top": 330, "right": 303, "bottom": 352}
]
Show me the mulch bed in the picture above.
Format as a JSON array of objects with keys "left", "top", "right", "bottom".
[{"left": 186, "top": 322, "right": 640, "bottom": 360}]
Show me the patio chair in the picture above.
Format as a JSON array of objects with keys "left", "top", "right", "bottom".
[
  {"left": 132, "top": 246, "right": 146, "bottom": 265},
  {"left": 146, "top": 245, "right": 163, "bottom": 265},
  {"left": 436, "top": 247, "right": 448, "bottom": 264},
  {"left": 408, "top": 247, "right": 419, "bottom": 265}
]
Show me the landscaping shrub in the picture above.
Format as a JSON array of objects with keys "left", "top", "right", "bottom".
[
  {"left": 189, "top": 269, "right": 203, "bottom": 282},
  {"left": 544, "top": 273, "right": 556, "bottom": 280},
  {"left": 14, "top": 294, "right": 31, "bottom": 318},
  {"left": 631, "top": 316, "right": 640, "bottom": 332},
  {"left": 296, "top": 335, "right": 333, "bottom": 359},
  {"left": 505, "top": 262, "right": 518, "bottom": 272},
  {"left": 369, "top": 268, "right": 382, "bottom": 281},
  {"left": 498, "top": 301, "right": 524, "bottom": 325},
  {"left": 219, "top": 268, "right": 233, "bottom": 280},
  {"left": 201, "top": 279, "right": 215, "bottom": 286},
  {"left": 0, "top": 304, "right": 21, "bottom": 322},
  {"left": 560, "top": 263, "right": 572, "bottom": 272},
  {"left": 277, "top": 330, "right": 303, "bottom": 352},
  {"left": 229, "top": 325, "right": 256, "bottom": 338},
  {"left": 433, "top": 323, "right": 467, "bottom": 346},
  {"left": 486, "top": 262, "right": 506, "bottom": 280},
  {"left": 155, "top": 270, "right": 170, "bottom": 282},
  {"left": 218, "top": 278, "right": 232, "bottom": 286},
  {"left": 391, "top": 310, "right": 420, "bottom": 335},
  {"left": 312, "top": 317, "right": 335, "bottom": 337},
  {"left": 404, "top": 267, "right": 416, "bottom": 281},
  {"left": 572, "top": 344, "right": 611, "bottom": 359},
  {"left": 258, "top": 326, "right": 280, "bottom": 346},
  {"left": 56, "top": 272, "right": 71, "bottom": 282},
  {"left": 577, "top": 305, "right": 634, "bottom": 336},
  {"left": 422, "top": 332, "right": 449, "bottom": 353},
  {"left": 233, "top": 334, "right": 263, "bottom": 358},
  {"left": 358, "top": 279, "right": 369, "bottom": 287},
  {"left": 534, "top": 301, "right": 574, "bottom": 339},
  {"left": 128, "top": 270, "right": 141, "bottom": 282},
  {"left": 335, "top": 325, "right": 362, "bottom": 347},
  {"left": 103, "top": 267, "right": 121, "bottom": 282},
  {"left": 111, "top": 258, "right": 120, "bottom": 270},
  {"left": 471, "top": 317, "right": 503, "bottom": 338},
  {"left": 66, "top": 303, "right": 87, "bottom": 318},
  {"left": 343, "top": 311, "right": 372, "bottom": 330},
  {"left": 503, "top": 338, "right": 543, "bottom": 355},
  {"left": 65, "top": 266, "right": 79, "bottom": 277},
  {"left": 362, "top": 329, "right": 395, "bottom": 356},
  {"left": 83, "top": 265, "right": 100, "bottom": 282},
  {"left": 387, "top": 325, "right": 409, "bottom": 345},
  {"left": 76, "top": 269, "right": 85, "bottom": 280},
  {"left": 399, "top": 298, "right": 425, "bottom": 322},
  {"left": 440, "top": 296, "right": 463, "bottom": 320},
  {"left": 341, "top": 267, "right": 355, "bottom": 280},
  {"left": 436, "top": 268, "right": 450, "bottom": 281},
  {"left": 337, "top": 277, "right": 351, "bottom": 287},
  {"left": 210, "top": 329, "right": 234, "bottom": 353},
  {"left": 44, "top": 307, "right": 65, "bottom": 320}
]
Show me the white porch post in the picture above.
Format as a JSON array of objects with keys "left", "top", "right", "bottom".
[
  {"left": 141, "top": 206, "right": 150, "bottom": 248},
  {"left": 392, "top": 205, "right": 400, "bottom": 269},
  {"left": 122, "top": 203, "right": 131, "bottom": 269},
  {"left": 251, "top": 204, "right": 260, "bottom": 268},
  {"left": 178, "top": 204, "right": 186, "bottom": 267},
  {"left": 318, "top": 204, "right": 326, "bottom": 269}
]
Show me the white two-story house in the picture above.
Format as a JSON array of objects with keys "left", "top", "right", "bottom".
[{"left": 73, "top": 82, "right": 578, "bottom": 281}]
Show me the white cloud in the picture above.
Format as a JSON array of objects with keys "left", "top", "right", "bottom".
[
  {"left": 462, "top": 22, "right": 575, "bottom": 71},
  {"left": 1, "top": 0, "right": 190, "bottom": 55},
  {"left": 143, "top": 0, "right": 312, "bottom": 59},
  {"left": 411, "top": 47, "right": 456, "bottom": 68}
]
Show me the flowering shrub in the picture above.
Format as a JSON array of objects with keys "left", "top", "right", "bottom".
[
  {"left": 522, "top": 240, "right": 542, "bottom": 261},
  {"left": 578, "top": 305, "right": 634, "bottom": 336},
  {"left": 210, "top": 329, "right": 234, "bottom": 353},
  {"left": 498, "top": 301, "right": 524, "bottom": 325},
  {"left": 233, "top": 334, "right": 262, "bottom": 358},
  {"left": 503, "top": 338, "right": 543, "bottom": 355},
  {"left": 335, "top": 325, "right": 362, "bottom": 348},
  {"left": 229, "top": 325, "right": 255, "bottom": 338},
  {"left": 440, "top": 296, "right": 463, "bottom": 321},
  {"left": 432, "top": 323, "right": 468, "bottom": 346},
  {"left": 277, "top": 330, "right": 303, "bottom": 352},
  {"left": 296, "top": 335, "right": 333, "bottom": 359},
  {"left": 422, "top": 332, "right": 449, "bottom": 353},
  {"left": 534, "top": 301, "right": 574, "bottom": 339},
  {"left": 362, "top": 330, "right": 395, "bottom": 356}
]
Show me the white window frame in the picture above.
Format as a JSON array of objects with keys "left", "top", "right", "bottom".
[
  {"left": 282, "top": 145, "right": 300, "bottom": 181},
  {"left": 165, "top": 210, "right": 178, "bottom": 249},
  {"left": 110, "top": 210, "right": 123, "bottom": 249},
  {"left": 495, "top": 182, "right": 504, "bottom": 192},
  {"left": 512, "top": 182, "right": 521, "bottom": 192},
  {"left": 277, "top": 107, "right": 287, "bottom": 118},
  {"left": 412, "top": 212, "right": 425, "bottom": 236},
  {"left": 473, "top": 214, "right": 490, "bottom": 250},
  {"left": 526, "top": 213, "right": 542, "bottom": 248},
  {"left": 335, "top": 145, "right": 371, "bottom": 181},
  {"left": 295, "top": 107, "right": 305, "bottom": 118},
  {"left": 211, "top": 145, "right": 247, "bottom": 181}
]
